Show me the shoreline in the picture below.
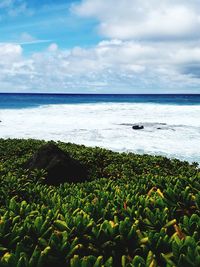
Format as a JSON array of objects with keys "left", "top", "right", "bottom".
[{"left": 0, "top": 137, "right": 199, "bottom": 167}]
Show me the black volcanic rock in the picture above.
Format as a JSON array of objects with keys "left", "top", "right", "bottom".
[
  {"left": 24, "top": 143, "right": 88, "bottom": 185},
  {"left": 132, "top": 125, "right": 144, "bottom": 130}
]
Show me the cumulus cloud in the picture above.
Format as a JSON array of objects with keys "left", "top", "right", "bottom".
[
  {"left": 73, "top": 0, "right": 200, "bottom": 41},
  {"left": 1, "top": 1, "right": 200, "bottom": 92},
  {"left": 1, "top": 39, "right": 200, "bottom": 93},
  {"left": 0, "top": 43, "right": 22, "bottom": 62}
]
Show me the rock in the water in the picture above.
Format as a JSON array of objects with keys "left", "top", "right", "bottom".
[
  {"left": 24, "top": 143, "right": 88, "bottom": 185},
  {"left": 132, "top": 125, "right": 144, "bottom": 130}
]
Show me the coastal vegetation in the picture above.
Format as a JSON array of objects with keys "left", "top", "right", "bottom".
[{"left": 0, "top": 138, "right": 199, "bottom": 267}]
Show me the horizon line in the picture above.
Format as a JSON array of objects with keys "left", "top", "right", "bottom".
[{"left": 0, "top": 92, "right": 200, "bottom": 96}]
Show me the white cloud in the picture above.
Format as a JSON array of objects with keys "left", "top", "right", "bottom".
[
  {"left": 1, "top": 39, "right": 200, "bottom": 93},
  {"left": 15, "top": 32, "right": 51, "bottom": 45},
  {"left": 0, "top": 43, "right": 22, "bottom": 62},
  {"left": 73, "top": 0, "right": 200, "bottom": 40},
  {"left": 19, "top": 32, "right": 36, "bottom": 42},
  {"left": 0, "top": 0, "right": 34, "bottom": 17},
  {"left": 0, "top": 0, "right": 200, "bottom": 92},
  {"left": 48, "top": 43, "right": 58, "bottom": 52}
]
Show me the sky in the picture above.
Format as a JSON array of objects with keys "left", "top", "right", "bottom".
[{"left": 0, "top": 0, "right": 200, "bottom": 93}]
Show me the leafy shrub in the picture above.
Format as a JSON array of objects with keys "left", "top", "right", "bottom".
[{"left": 0, "top": 138, "right": 199, "bottom": 267}]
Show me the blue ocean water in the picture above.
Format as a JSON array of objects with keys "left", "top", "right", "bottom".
[{"left": 0, "top": 93, "right": 199, "bottom": 109}]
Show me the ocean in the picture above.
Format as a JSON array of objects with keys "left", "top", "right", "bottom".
[{"left": 0, "top": 93, "right": 200, "bottom": 163}]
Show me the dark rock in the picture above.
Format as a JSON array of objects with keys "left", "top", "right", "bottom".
[
  {"left": 157, "top": 127, "right": 162, "bottom": 130},
  {"left": 132, "top": 125, "right": 144, "bottom": 130},
  {"left": 24, "top": 143, "right": 88, "bottom": 185}
]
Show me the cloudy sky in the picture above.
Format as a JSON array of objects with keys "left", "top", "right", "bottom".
[{"left": 0, "top": 0, "right": 200, "bottom": 93}]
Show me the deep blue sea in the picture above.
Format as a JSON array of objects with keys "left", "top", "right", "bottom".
[
  {"left": 0, "top": 93, "right": 200, "bottom": 163},
  {"left": 0, "top": 93, "right": 199, "bottom": 109}
]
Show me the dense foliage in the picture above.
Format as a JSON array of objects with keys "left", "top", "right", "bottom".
[{"left": 0, "top": 138, "right": 199, "bottom": 267}]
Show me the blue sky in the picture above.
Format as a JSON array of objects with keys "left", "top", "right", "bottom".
[
  {"left": 0, "top": 0, "right": 200, "bottom": 93},
  {"left": 0, "top": 0, "right": 100, "bottom": 52}
]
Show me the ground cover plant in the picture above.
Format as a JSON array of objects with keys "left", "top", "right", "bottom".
[{"left": 0, "top": 138, "right": 199, "bottom": 267}]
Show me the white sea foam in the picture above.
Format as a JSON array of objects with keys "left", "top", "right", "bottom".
[{"left": 0, "top": 102, "right": 200, "bottom": 163}]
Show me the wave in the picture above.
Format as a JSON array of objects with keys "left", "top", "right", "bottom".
[{"left": 0, "top": 102, "right": 200, "bottom": 163}]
